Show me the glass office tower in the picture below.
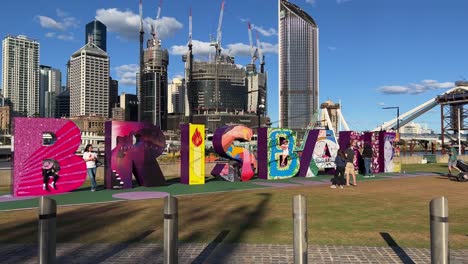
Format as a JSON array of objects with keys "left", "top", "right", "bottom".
[
  {"left": 85, "top": 20, "right": 107, "bottom": 52},
  {"left": 279, "top": 0, "right": 319, "bottom": 130}
]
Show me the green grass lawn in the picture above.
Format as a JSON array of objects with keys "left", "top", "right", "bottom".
[
  {"left": 0, "top": 176, "right": 467, "bottom": 249},
  {"left": 0, "top": 163, "right": 450, "bottom": 210},
  {"left": 402, "top": 163, "right": 449, "bottom": 174}
]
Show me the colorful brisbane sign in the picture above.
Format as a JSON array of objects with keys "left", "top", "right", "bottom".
[{"left": 12, "top": 118, "right": 395, "bottom": 197}]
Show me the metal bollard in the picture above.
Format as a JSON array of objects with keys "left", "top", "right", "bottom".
[
  {"left": 164, "top": 195, "right": 178, "bottom": 264},
  {"left": 430, "top": 197, "right": 449, "bottom": 264},
  {"left": 38, "top": 196, "right": 57, "bottom": 264},
  {"left": 293, "top": 194, "right": 308, "bottom": 264}
]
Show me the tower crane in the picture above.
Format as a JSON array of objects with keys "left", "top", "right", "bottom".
[
  {"left": 256, "top": 30, "right": 265, "bottom": 73},
  {"left": 156, "top": 0, "right": 162, "bottom": 20},
  {"left": 211, "top": 1, "right": 225, "bottom": 57},
  {"left": 247, "top": 22, "right": 257, "bottom": 64}
]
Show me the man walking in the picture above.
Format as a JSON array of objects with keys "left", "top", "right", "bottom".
[
  {"left": 345, "top": 141, "right": 357, "bottom": 186},
  {"left": 448, "top": 142, "right": 460, "bottom": 176}
]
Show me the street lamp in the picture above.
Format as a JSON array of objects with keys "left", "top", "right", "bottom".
[
  {"left": 258, "top": 98, "right": 265, "bottom": 129},
  {"left": 382, "top": 106, "right": 400, "bottom": 134}
]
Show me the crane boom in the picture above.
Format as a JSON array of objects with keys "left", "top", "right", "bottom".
[
  {"left": 139, "top": 0, "right": 143, "bottom": 32},
  {"left": 189, "top": 7, "right": 192, "bottom": 46},
  {"left": 247, "top": 22, "right": 254, "bottom": 62},
  {"left": 216, "top": 1, "right": 225, "bottom": 54},
  {"left": 156, "top": 0, "right": 162, "bottom": 19},
  {"left": 256, "top": 30, "right": 265, "bottom": 73}
]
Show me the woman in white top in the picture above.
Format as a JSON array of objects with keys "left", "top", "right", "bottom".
[{"left": 83, "top": 144, "right": 98, "bottom": 191}]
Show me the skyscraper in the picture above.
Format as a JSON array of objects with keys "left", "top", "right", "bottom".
[
  {"left": 69, "top": 41, "right": 109, "bottom": 117},
  {"left": 85, "top": 20, "right": 107, "bottom": 52},
  {"left": 279, "top": 0, "right": 319, "bottom": 131},
  {"left": 55, "top": 89, "right": 70, "bottom": 118},
  {"left": 120, "top": 92, "right": 138, "bottom": 121},
  {"left": 109, "top": 77, "right": 119, "bottom": 118},
  {"left": 39, "top": 65, "right": 61, "bottom": 117},
  {"left": 2, "top": 35, "right": 40, "bottom": 116},
  {"left": 139, "top": 32, "right": 169, "bottom": 130},
  {"left": 168, "top": 78, "right": 186, "bottom": 114}
]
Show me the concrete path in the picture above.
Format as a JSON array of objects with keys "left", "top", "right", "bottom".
[{"left": 1, "top": 243, "right": 467, "bottom": 263}]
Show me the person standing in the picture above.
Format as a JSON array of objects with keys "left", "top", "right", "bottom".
[
  {"left": 448, "top": 143, "right": 460, "bottom": 176},
  {"left": 83, "top": 144, "right": 98, "bottom": 191},
  {"left": 362, "top": 143, "right": 374, "bottom": 178},
  {"left": 345, "top": 141, "right": 357, "bottom": 186},
  {"left": 331, "top": 149, "right": 346, "bottom": 189},
  {"left": 280, "top": 139, "right": 289, "bottom": 167}
]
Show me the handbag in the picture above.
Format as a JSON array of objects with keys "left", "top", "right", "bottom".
[{"left": 95, "top": 160, "right": 103, "bottom": 167}]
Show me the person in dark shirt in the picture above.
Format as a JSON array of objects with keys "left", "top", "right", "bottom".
[
  {"left": 345, "top": 141, "right": 357, "bottom": 186},
  {"left": 362, "top": 143, "right": 374, "bottom": 177},
  {"left": 331, "top": 149, "right": 346, "bottom": 189}
]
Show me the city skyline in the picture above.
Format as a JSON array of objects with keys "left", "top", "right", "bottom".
[{"left": 1, "top": 0, "right": 468, "bottom": 132}]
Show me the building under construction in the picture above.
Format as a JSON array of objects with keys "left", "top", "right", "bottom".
[
  {"left": 174, "top": 1, "right": 268, "bottom": 133},
  {"left": 138, "top": 0, "right": 169, "bottom": 130}
]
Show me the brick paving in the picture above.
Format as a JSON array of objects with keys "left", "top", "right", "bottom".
[{"left": 1, "top": 243, "right": 467, "bottom": 263}]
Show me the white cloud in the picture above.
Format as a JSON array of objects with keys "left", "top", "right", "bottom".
[
  {"left": 95, "top": 8, "right": 183, "bottom": 40},
  {"left": 170, "top": 40, "right": 278, "bottom": 57},
  {"left": 378, "top": 80, "right": 455, "bottom": 95},
  {"left": 378, "top": 102, "right": 385, "bottom": 106},
  {"left": 170, "top": 40, "right": 215, "bottom": 56},
  {"left": 252, "top": 24, "right": 277, "bottom": 37},
  {"left": 226, "top": 43, "right": 252, "bottom": 57},
  {"left": 45, "top": 32, "right": 56, "bottom": 38},
  {"left": 259, "top": 42, "right": 279, "bottom": 54},
  {"left": 37, "top": 16, "right": 64, "bottom": 30},
  {"left": 57, "top": 34, "right": 74, "bottom": 41},
  {"left": 56, "top": 8, "right": 68, "bottom": 18},
  {"left": 36, "top": 9, "right": 78, "bottom": 31},
  {"left": 115, "top": 64, "right": 139, "bottom": 86}
]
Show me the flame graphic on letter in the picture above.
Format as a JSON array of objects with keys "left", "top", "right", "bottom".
[{"left": 192, "top": 128, "right": 203, "bottom": 147}]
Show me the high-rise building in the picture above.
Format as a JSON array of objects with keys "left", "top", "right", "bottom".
[
  {"left": 168, "top": 78, "right": 186, "bottom": 114},
  {"left": 39, "top": 65, "right": 61, "bottom": 117},
  {"left": 120, "top": 92, "right": 138, "bottom": 121},
  {"left": 55, "top": 89, "right": 70, "bottom": 118},
  {"left": 109, "top": 77, "right": 119, "bottom": 118},
  {"left": 0, "top": 106, "right": 10, "bottom": 134},
  {"left": 279, "top": 0, "right": 319, "bottom": 131},
  {"left": 111, "top": 107, "right": 124, "bottom": 121},
  {"left": 139, "top": 35, "right": 169, "bottom": 129},
  {"left": 188, "top": 57, "right": 247, "bottom": 114},
  {"left": 69, "top": 41, "right": 109, "bottom": 117},
  {"left": 85, "top": 20, "right": 107, "bottom": 52},
  {"left": 2, "top": 35, "right": 40, "bottom": 117},
  {"left": 246, "top": 64, "right": 267, "bottom": 115}
]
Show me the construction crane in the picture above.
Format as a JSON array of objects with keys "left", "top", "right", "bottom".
[
  {"left": 156, "top": 0, "right": 162, "bottom": 20},
  {"left": 138, "top": 0, "right": 144, "bottom": 122},
  {"left": 187, "top": 7, "right": 194, "bottom": 122},
  {"left": 188, "top": 7, "right": 192, "bottom": 47},
  {"left": 151, "top": 0, "right": 162, "bottom": 39},
  {"left": 256, "top": 30, "right": 265, "bottom": 73},
  {"left": 247, "top": 22, "right": 257, "bottom": 64},
  {"left": 211, "top": 0, "right": 225, "bottom": 57}
]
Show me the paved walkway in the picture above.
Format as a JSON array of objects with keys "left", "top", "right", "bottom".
[{"left": 1, "top": 243, "right": 467, "bottom": 263}]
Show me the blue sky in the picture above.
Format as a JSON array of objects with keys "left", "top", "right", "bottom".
[{"left": 1, "top": 0, "right": 468, "bottom": 132}]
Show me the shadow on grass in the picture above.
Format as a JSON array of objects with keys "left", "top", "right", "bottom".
[
  {"left": 1, "top": 202, "right": 148, "bottom": 263},
  {"left": 380, "top": 232, "right": 415, "bottom": 264},
  {"left": 0, "top": 203, "right": 136, "bottom": 243},
  {"left": 191, "top": 230, "right": 230, "bottom": 264},
  {"left": 205, "top": 193, "right": 272, "bottom": 262}
]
